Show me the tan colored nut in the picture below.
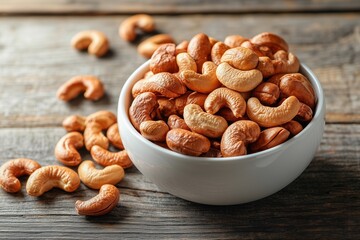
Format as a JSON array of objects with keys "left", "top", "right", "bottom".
[
  {"left": 251, "top": 32, "right": 289, "bottom": 52},
  {"left": 132, "top": 72, "right": 186, "bottom": 98},
  {"left": 174, "top": 91, "right": 191, "bottom": 116},
  {"left": 257, "top": 56, "right": 275, "bottom": 78},
  {"left": 150, "top": 43, "right": 178, "bottom": 74},
  {"left": 204, "top": 87, "right": 246, "bottom": 118},
  {"left": 140, "top": 120, "right": 169, "bottom": 142},
  {"left": 296, "top": 102, "right": 313, "bottom": 122},
  {"left": 186, "top": 92, "right": 208, "bottom": 109},
  {"left": 187, "top": 33, "right": 212, "bottom": 71},
  {"left": 224, "top": 35, "right": 248, "bottom": 48},
  {"left": 267, "top": 73, "right": 287, "bottom": 86},
  {"left": 216, "top": 62, "right": 263, "bottom": 92},
  {"left": 166, "top": 129, "right": 210, "bottom": 156},
  {"left": 201, "top": 148, "right": 223, "bottom": 158},
  {"left": 71, "top": 30, "right": 109, "bottom": 57},
  {"left": 78, "top": 160, "right": 125, "bottom": 189},
  {"left": 138, "top": 34, "right": 175, "bottom": 58},
  {"left": 250, "top": 127, "right": 290, "bottom": 152},
  {"left": 176, "top": 52, "right": 197, "bottom": 72},
  {"left": 252, "top": 82, "right": 280, "bottom": 106},
  {"left": 211, "top": 42, "right": 230, "bottom": 65},
  {"left": 84, "top": 122, "right": 109, "bottom": 151},
  {"left": 75, "top": 184, "right": 119, "bottom": 216},
  {"left": 240, "top": 40, "right": 274, "bottom": 58},
  {"left": 119, "top": 14, "right": 155, "bottom": 42},
  {"left": 281, "top": 120, "right": 303, "bottom": 136},
  {"left": 209, "top": 37, "right": 218, "bottom": 46},
  {"left": 144, "top": 70, "right": 154, "bottom": 79},
  {"left": 183, "top": 104, "right": 228, "bottom": 138},
  {"left": 179, "top": 61, "right": 221, "bottom": 94},
  {"left": 91, "top": 145, "right": 133, "bottom": 169},
  {"left": 26, "top": 165, "right": 80, "bottom": 196},
  {"left": 57, "top": 75, "right": 105, "bottom": 101},
  {"left": 156, "top": 98, "right": 177, "bottom": 119},
  {"left": 0, "top": 158, "right": 41, "bottom": 193},
  {"left": 129, "top": 92, "right": 158, "bottom": 131},
  {"left": 167, "top": 115, "right": 190, "bottom": 130},
  {"left": 106, "top": 123, "right": 124, "bottom": 149},
  {"left": 62, "top": 115, "right": 86, "bottom": 132},
  {"left": 220, "top": 120, "right": 261, "bottom": 157},
  {"left": 85, "top": 110, "right": 117, "bottom": 128},
  {"left": 175, "top": 40, "right": 189, "bottom": 55},
  {"left": 55, "top": 132, "right": 84, "bottom": 166},
  {"left": 221, "top": 47, "right": 259, "bottom": 70},
  {"left": 272, "top": 50, "right": 300, "bottom": 74},
  {"left": 217, "top": 108, "right": 248, "bottom": 122},
  {"left": 247, "top": 96, "right": 301, "bottom": 127}
]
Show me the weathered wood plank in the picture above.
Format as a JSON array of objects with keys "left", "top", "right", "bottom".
[
  {"left": 0, "top": 124, "right": 359, "bottom": 239},
  {"left": 0, "top": 0, "right": 360, "bottom": 14}
]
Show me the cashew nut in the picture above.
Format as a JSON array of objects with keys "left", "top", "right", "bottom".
[
  {"left": 166, "top": 129, "right": 210, "bottom": 156},
  {"left": 137, "top": 34, "right": 175, "bottom": 58},
  {"left": 106, "top": 123, "right": 124, "bottom": 149},
  {"left": 129, "top": 92, "right": 158, "bottom": 131},
  {"left": 281, "top": 120, "right": 303, "bottom": 136},
  {"left": 91, "top": 145, "right": 132, "bottom": 169},
  {"left": 26, "top": 165, "right": 80, "bottom": 196},
  {"left": 251, "top": 32, "right": 289, "bottom": 52},
  {"left": 175, "top": 40, "right": 189, "bottom": 55},
  {"left": 224, "top": 35, "right": 248, "bottom": 48},
  {"left": 150, "top": 43, "right": 178, "bottom": 74},
  {"left": 71, "top": 30, "right": 109, "bottom": 57},
  {"left": 187, "top": 33, "right": 212, "bottom": 71},
  {"left": 176, "top": 52, "right": 197, "bottom": 73},
  {"left": 75, "top": 184, "right": 120, "bottom": 216},
  {"left": 179, "top": 61, "right": 221, "bottom": 94},
  {"left": 78, "top": 160, "right": 125, "bottom": 189},
  {"left": 240, "top": 40, "right": 273, "bottom": 58},
  {"left": 85, "top": 110, "right": 117, "bottom": 128},
  {"left": 221, "top": 47, "right": 259, "bottom": 70},
  {"left": 155, "top": 98, "right": 177, "bottom": 119},
  {"left": 296, "top": 102, "right": 313, "bottom": 122},
  {"left": 250, "top": 127, "right": 290, "bottom": 153},
  {"left": 217, "top": 108, "right": 248, "bottom": 122},
  {"left": 186, "top": 92, "right": 208, "bottom": 109},
  {"left": 84, "top": 122, "right": 109, "bottom": 151},
  {"left": 257, "top": 56, "right": 275, "bottom": 78},
  {"left": 183, "top": 104, "right": 228, "bottom": 138},
  {"left": 0, "top": 158, "right": 41, "bottom": 193},
  {"left": 252, "top": 82, "right": 280, "bottom": 106},
  {"left": 220, "top": 120, "right": 260, "bottom": 157},
  {"left": 140, "top": 120, "right": 169, "bottom": 142},
  {"left": 247, "top": 96, "right": 301, "bottom": 127},
  {"left": 174, "top": 91, "right": 191, "bottom": 116},
  {"left": 216, "top": 62, "right": 263, "bottom": 92},
  {"left": 167, "top": 115, "right": 190, "bottom": 130},
  {"left": 57, "top": 75, "right": 105, "bottom": 101},
  {"left": 204, "top": 87, "right": 246, "bottom": 118},
  {"left": 119, "top": 14, "right": 155, "bottom": 42},
  {"left": 272, "top": 50, "right": 300, "bottom": 74},
  {"left": 211, "top": 42, "right": 230, "bottom": 65},
  {"left": 55, "top": 132, "right": 84, "bottom": 166},
  {"left": 62, "top": 115, "right": 86, "bottom": 132}
]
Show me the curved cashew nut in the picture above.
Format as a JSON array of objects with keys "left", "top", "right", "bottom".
[
  {"left": 71, "top": 30, "right": 109, "bottom": 57},
  {"left": 179, "top": 61, "right": 221, "bottom": 94},
  {"left": 176, "top": 52, "right": 197, "bottom": 73},
  {"left": 247, "top": 96, "right": 301, "bottom": 127},
  {"left": 204, "top": 87, "right": 246, "bottom": 118},
  {"left": 75, "top": 184, "right": 120, "bottom": 216},
  {"left": 0, "top": 158, "right": 41, "bottom": 193},
  {"left": 150, "top": 43, "right": 179, "bottom": 74},
  {"left": 187, "top": 33, "right": 212, "bottom": 71},
  {"left": 132, "top": 72, "right": 187, "bottom": 98},
  {"left": 281, "top": 120, "right": 303, "bottom": 136},
  {"left": 240, "top": 40, "right": 274, "bottom": 58},
  {"left": 129, "top": 92, "right": 158, "bottom": 131},
  {"left": 139, "top": 120, "right": 169, "bottom": 142},
  {"left": 186, "top": 92, "right": 208, "bottom": 109},
  {"left": 62, "top": 115, "right": 86, "bottom": 132},
  {"left": 250, "top": 127, "right": 290, "bottom": 153},
  {"left": 224, "top": 35, "right": 248, "bottom": 48},
  {"left": 251, "top": 32, "right": 289, "bottom": 52},
  {"left": 137, "top": 34, "right": 175, "bottom": 58},
  {"left": 220, "top": 47, "right": 259, "bottom": 70},
  {"left": 91, "top": 145, "right": 133, "bottom": 169},
  {"left": 257, "top": 56, "right": 275, "bottom": 78},
  {"left": 85, "top": 110, "right": 117, "bottom": 128},
  {"left": 106, "top": 123, "right": 124, "bottom": 149},
  {"left": 78, "top": 160, "right": 125, "bottom": 189},
  {"left": 296, "top": 102, "right": 313, "bottom": 122},
  {"left": 166, "top": 128, "right": 210, "bottom": 156},
  {"left": 84, "top": 122, "right": 109, "bottom": 151},
  {"left": 175, "top": 40, "right": 189, "bottom": 55},
  {"left": 272, "top": 50, "right": 300, "bottom": 74},
  {"left": 26, "top": 165, "right": 80, "bottom": 196},
  {"left": 167, "top": 115, "right": 190, "bottom": 130},
  {"left": 183, "top": 104, "right": 228, "bottom": 138},
  {"left": 155, "top": 98, "right": 177, "bottom": 120},
  {"left": 211, "top": 42, "right": 230, "bottom": 66},
  {"left": 252, "top": 82, "right": 280, "bottom": 106},
  {"left": 119, "top": 14, "right": 155, "bottom": 42},
  {"left": 55, "top": 132, "right": 84, "bottom": 166},
  {"left": 216, "top": 62, "right": 263, "bottom": 92},
  {"left": 220, "top": 120, "right": 260, "bottom": 157},
  {"left": 217, "top": 108, "right": 248, "bottom": 122},
  {"left": 57, "top": 75, "right": 105, "bottom": 101}
]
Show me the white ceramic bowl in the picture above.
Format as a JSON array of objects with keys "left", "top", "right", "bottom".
[{"left": 118, "top": 61, "right": 325, "bottom": 205}]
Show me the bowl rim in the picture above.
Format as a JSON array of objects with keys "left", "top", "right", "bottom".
[{"left": 118, "top": 60, "right": 325, "bottom": 163}]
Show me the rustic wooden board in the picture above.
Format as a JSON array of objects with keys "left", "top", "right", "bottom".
[
  {"left": 0, "top": 14, "right": 359, "bottom": 128},
  {"left": 1, "top": 0, "right": 360, "bottom": 14},
  {"left": 0, "top": 124, "right": 359, "bottom": 239}
]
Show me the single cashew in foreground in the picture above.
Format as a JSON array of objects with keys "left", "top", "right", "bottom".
[
  {"left": 0, "top": 158, "right": 41, "bottom": 193},
  {"left": 106, "top": 123, "right": 124, "bottom": 149},
  {"left": 26, "top": 165, "right": 80, "bottom": 196},
  {"left": 216, "top": 62, "right": 263, "bottom": 92},
  {"left": 250, "top": 127, "right": 290, "bottom": 153},
  {"left": 75, "top": 184, "right": 120, "bottom": 216},
  {"left": 78, "top": 160, "right": 125, "bottom": 189},
  {"left": 55, "top": 132, "right": 84, "bottom": 166},
  {"left": 251, "top": 32, "right": 289, "bottom": 52},
  {"left": 272, "top": 50, "right": 300, "bottom": 74},
  {"left": 247, "top": 96, "right": 301, "bottom": 127},
  {"left": 204, "top": 87, "right": 246, "bottom": 118},
  {"left": 179, "top": 61, "right": 221, "bottom": 94},
  {"left": 119, "top": 14, "right": 155, "bottom": 42},
  {"left": 84, "top": 122, "right": 109, "bottom": 151},
  {"left": 91, "top": 145, "right": 133, "bottom": 169},
  {"left": 57, "top": 75, "right": 104, "bottom": 102},
  {"left": 183, "top": 104, "right": 228, "bottom": 138},
  {"left": 140, "top": 120, "right": 169, "bottom": 142},
  {"left": 138, "top": 34, "right": 175, "bottom": 58},
  {"left": 85, "top": 110, "right": 117, "bottom": 128},
  {"left": 281, "top": 120, "right": 303, "bottom": 136},
  {"left": 175, "top": 40, "right": 189, "bottom": 55},
  {"left": 211, "top": 42, "right": 230, "bottom": 65},
  {"left": 62, "top": 115, "right": 86, "bottom": 132},
  {"left": 252, "top": 82, "right": 280, "bottom": 106},
  {"left": 176, "top": 52, "right": 197, "bottom": 73},
  {"left": 221, "top": 47, "right": 259, "bottom": 70},
  {"left": 167, "top": 115, "right": 190, "bottom": 130},
  {"left": 220, "top": 120, "right": 260, "bottom": 157},
  {"left": 71, "top": 30, "right": 109, "bottom": 57},
  {"left": 150, "top": 43, "right": 178, "bottom": 74},
  {"left": 166, "top": 129, "right": 210, "bottom": 156},
  {"left": 129, "top": 92, "right": 158, "bottom": 131},
  {"left": 224, "top": 35, "right": 248, "bottom": 48},
  {"left": 132, "top": 72, "right": 186, "bottom": 98},
  {"left": 187, "top": 33, "right": 212, "bottom": 71}
]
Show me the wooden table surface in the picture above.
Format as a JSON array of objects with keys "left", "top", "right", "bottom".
[{"left": 0, "top": 1, "right": 360, "bottom": 239}]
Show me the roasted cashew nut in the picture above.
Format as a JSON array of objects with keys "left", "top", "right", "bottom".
[
  {"left": 167, "top": 115, "right": 190, "bottom": 130},
  {"left": 251, "top": 32, "right": 289, "bottom": 52},
  {"left": 71, "top": 30, "right": 109, "bottom": 57},
  {"left": 150, "top": 43, "right": 178, "bottom": 74},
  {"left": 240, "top": 40, "right": 274, "bottom": 58},
  {"left": 257, "top": 56, "right": 275, "bottom": 78},
  {"left": 57, "top": 75, "right": 105, "bottom": 101},
  {"left": 55, "top": 132, "right": 84, "bottom": 166},
  {"left": 26, "top": 165, "right": 80, "bottom": 196},
  {"left": 106, "top": 123, "right": 124, "bottom": 149},
  {"left": 75, "top": 184, "right": 120, "bottom": 216},
  {"left": 211, "top": 42, "right": 230, "bottom": 66},
  {"left": 186, "top": 92, "right": 208, "bottom": 109},
  {"left": 220, "top": 47, "right": 259, "bottom": 70},
  {"left": 176, "top": 52, "right": 197, "bottom": 73},
  {"left": 224, "top": 35, "right": 248, "bottom": 48},
  {"left": 250, "top": 127, "right": 290, "bottom": 153},
  {"left": 252, "top": 82, "right": 280, "bottom": 106},
  {"left": 137, "top": 34, "right": 175, "bottom": 58},
  {"left": 78, "top": 160, "right": 125, "bottom": 189},
  {"left": 272, "top": 50, "right": 300, "bottom": 74},
  {"left": 175, "top": 40, "right": 189, "bottom": 55},
  {"left": 0, "top": 158, "right": 41, "bottom": 193},
  {"left": 281, "top": 120, "right": 303, "bottom": 136},
  {"left": 62, "top": 115, "right": 86, "bottom": 132},
  {"left": 166, "top": 129, "right": 210, "bottom": 156},
  {"left": 84, "top": 122, "right": 109, "bottom": 151},
  {"left": 119, "top": 14, "right": 155, "bottom": 42},
  {"left": 90, "top": 145, "right": 133, "bottom": 169},
  {"left": 129, "top": 92, "right": 158, "bottom": 131},
  {"left": 187, "top": 33, "right": 212, "bottom": 71},
  {"left": 85, "top": 110, "right": 117, "bottom": 128},
  {"left": 139, "top": 120, "right": 169, "bottom": 142}
]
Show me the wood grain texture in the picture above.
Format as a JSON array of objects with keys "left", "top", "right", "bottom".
[
  {"left": 0, "top": 0, "right": 360, "bottom": 14},
  {"left": 0, "top": 124, "right": 359, "bottom": 239}
]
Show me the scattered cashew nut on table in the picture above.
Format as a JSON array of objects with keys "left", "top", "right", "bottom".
[
  {"left": 119, "top": 14, "right": 155, "bottom": 42},
  {"left": 90, "top": 145, "right": 133, "bottom": 169},
  {"left": 137, "top": 34, "right": 175, "bottom": 58},
  {"left": 71, "top": 30, "right": 109, "bottom": 57},
  {"left": 54, "top": 132, "right": 84, "bottom": 166}
]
